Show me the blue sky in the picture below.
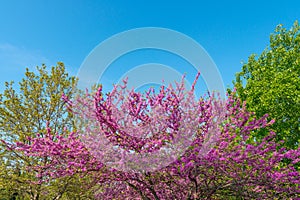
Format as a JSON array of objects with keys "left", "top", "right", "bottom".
[{"left": 0, "top": 0, "right": 299, "bottom": 95}]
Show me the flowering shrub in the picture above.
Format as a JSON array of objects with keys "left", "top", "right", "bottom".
[{"left": 12, "top": 74, "right": 300, "bottom": 199}]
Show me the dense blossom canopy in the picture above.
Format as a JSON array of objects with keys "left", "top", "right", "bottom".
[{"left": 9, "top": 74, "right": 300, "bottom": 199}]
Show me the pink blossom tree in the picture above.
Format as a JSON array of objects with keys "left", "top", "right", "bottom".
[{"left": 13, "top": 74, "right": 300, "bottom": 199}]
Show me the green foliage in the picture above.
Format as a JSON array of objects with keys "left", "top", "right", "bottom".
[
  {"left": 0, "top": 63, "right": 92, "bottom": 199},
  {"left": 0, "top": 63, "right": 76, "bottom": 141},
  {"left": 233, "top": 21, "right": 300, "bottom": 149}
]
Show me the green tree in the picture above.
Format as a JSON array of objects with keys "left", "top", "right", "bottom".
[
  {"left": 0, "top": 63, "right": 92, "bottom": 199},
  {"left": 233, "top": 21, "right": 300, "bottom": 149}
]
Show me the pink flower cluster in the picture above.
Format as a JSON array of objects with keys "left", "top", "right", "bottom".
[{"left": 12, "top": 74, "right": 300, "bottom": 199}]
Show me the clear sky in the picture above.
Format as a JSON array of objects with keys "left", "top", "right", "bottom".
[{"left": 0, "top": 0, "right": 299, "bottom": 95}]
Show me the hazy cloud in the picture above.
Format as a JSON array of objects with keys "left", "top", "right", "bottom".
[
  {"left": 0, "top": 43, "right": 51, "bottom": 91},
  {"left": 0, "top": 43, "right": 50, "bottom": 70}
]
